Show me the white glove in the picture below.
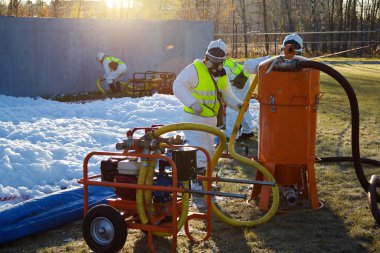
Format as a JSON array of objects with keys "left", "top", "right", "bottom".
[
  {"left": 229, "top": 102, "right": 243, "bottom": 112},
  {"left": 190, "top": 101, "right": 203, "bottom": 115}
]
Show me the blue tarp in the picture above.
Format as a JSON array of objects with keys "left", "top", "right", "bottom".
[{"left": 0, "top": 186, "right": 115, "bottom": 245}]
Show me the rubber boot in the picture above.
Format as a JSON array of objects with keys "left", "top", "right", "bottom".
[
  {"left": 109, "top": 83, "right": 117, "bottom": 93},
  {"left": 116, "top": 81, "right": 122, "bottom": 92}
]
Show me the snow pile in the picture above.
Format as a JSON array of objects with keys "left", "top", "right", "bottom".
[{"left": 0, "top": 94, "right": 259, "bottom": 209}]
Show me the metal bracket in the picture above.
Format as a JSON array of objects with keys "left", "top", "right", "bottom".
[
  {"left": 266, "top": 58, "right": 278, "bottom": 75},
  {"left": 270, "top": 95, "right": 276, "bottom": 112},
  {"left": 314, "top": 95, "right": 319, "bottom": 111}
]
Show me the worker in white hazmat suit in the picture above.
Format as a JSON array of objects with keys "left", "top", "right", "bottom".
[
  {"left": 173, "top": 39, "right": 242, "bottom": 171},
  {"left": 96, "top": 52, "right": 128, "bottom": 93},
  {"left": 223, "top": 56, "right": 270, "bottom": 141},
  {"left": 280, "top": 33, "right": 303, "bottom": 55}
]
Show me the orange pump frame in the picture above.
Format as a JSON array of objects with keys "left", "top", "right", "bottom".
[{"left": 78, "top": 145, "right": 213, "bottom": 253}]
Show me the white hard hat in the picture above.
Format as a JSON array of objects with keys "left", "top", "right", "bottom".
[
  {"left": 96, "top": 52, "right": 105, "bottom": 60},
  {"left": 205, "top": 39, "right": 227, "bottom": 63},
  {"left": 282, "top": 33, "right": 303, "bottom": 55}
]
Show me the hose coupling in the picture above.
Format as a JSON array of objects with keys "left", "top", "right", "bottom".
[
  {"left": 272, "top": 57, "right": 301, "bottom": 72},
  {"left": 280, "top": 186, "right": 297, "bottom": 205}
]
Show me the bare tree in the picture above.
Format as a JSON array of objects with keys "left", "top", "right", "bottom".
[
  {"left": 52, "top": 0, "right": 61, "bottom": 17},
  {"left": 284, "top": 0, "right": 294, "bottom": 31},
  {"left": 262, "top": 0, "right": 269, "bottom": 54},
  {"left": 7, "top": 0, "right": 22, "bottom": 16},
  {"left": 295, "top": 0, "right": 304, "bottom": 32},
  {"left": 311, "top": 0, "right": 318, "bottom": 52},
  {"left": 236, "top": 0, "right": 248, "bottom": 57},
  {"left": 329, "top": 0, "right": 335, "bottom": 52},
  {"left": 319, "top": 0, "right": 328, "bottom": 53}
]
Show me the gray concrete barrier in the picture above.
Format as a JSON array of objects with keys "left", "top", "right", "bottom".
[{"left": 0, "top": 17, "right": 213, "bottom": 97}]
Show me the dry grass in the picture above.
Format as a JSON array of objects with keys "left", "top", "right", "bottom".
[{"left": 0, "top": 60, "right": 379, "bottom": 253}]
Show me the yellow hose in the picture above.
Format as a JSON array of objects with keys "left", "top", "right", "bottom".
[
  {"left": 96, "top": 78, "right": 106, "bottom": 94},
  {"left": 144, "top": 159, "right": 156, "bottom": 223},
  {"left": 153, "top": 123, "right": 226, "bottom": 167},
  {"left": 135, "top": 152, "right": 191, "bottom": 236},
  {"left": 217, "top": 75, "right": 280, "bottom": 227},
  {"left": 152, "top": 75, "right": 279, "bottom": 227},
  {"left": 152, "top": 181, "right": 190, "bottom": 237},
  {"left": 136, "top": 161, "right": 149, "bottom": 224}
]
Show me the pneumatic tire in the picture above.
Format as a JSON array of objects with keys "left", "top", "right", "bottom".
[
  {"left": 82, "top": 204, "right": 127, "bottom": 253},
  {"left": 368, "top": 175, "right": 380, "bottom": 225}
]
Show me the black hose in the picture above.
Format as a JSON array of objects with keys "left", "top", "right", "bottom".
[
  {"left": 299, "top": 60, "right": 380, "bottom": 202},
  {"left": 316, "top": 157, "right": 380, "bottom": 167}
]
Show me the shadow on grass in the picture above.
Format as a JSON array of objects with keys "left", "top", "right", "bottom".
[
  {"left": 252, "top": 205, "right": 370, "bottom": 253},
  {"left": 210, "top": 217, "right": 252, "bottom": 253},
  {"left": 127, "top": 215, "right": 252, "bottom": 252}
]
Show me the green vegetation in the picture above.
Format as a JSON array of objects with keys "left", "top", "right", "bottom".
[{"left": 0, "top": 60, "right": 379, "bottom": 253}]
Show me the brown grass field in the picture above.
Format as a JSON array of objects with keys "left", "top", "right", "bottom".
[{"left": 0, "top": 58, "right": 379, "bottom": 253}]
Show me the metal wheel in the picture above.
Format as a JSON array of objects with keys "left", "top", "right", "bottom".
[
  {"left": 83, "top": 204, "right": 127, "bottom": 253},
  {"left": 368, "top": 175, "right": 380, "bottom": 225}
]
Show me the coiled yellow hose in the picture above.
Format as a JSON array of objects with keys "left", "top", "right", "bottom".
[
  {"left": 214, "top": 75, "right": 280, "bottom": 227},
  {"left": 153, "top": 107, "right": 279, "bottom": 227},
  {"left": 151, "top": 181, "right": 190, "bottom": 237},
  {"left": 135, "top": 151, "right": 191, "bottom": 236}
]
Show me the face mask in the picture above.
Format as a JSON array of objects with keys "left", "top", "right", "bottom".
[{"left": 205, "top": 59, "right": 224, "bottom": 75}]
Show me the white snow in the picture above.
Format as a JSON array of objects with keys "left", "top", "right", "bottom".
[{"left": 0, "top": 94, "right": 259, "bottom": 210}]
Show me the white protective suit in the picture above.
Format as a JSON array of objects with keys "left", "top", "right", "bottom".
[
  {"left": 225, "top": 56, "right": 271, "bottom": 139},
  {"left": 173, "top": 59, "right": 242, "bottom": 168},
  {"left": 102, "top": 57, "right": 128, "bottom": 85}
]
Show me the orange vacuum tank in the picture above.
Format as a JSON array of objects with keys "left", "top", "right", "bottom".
[{"left": 252, "top": 52, "right": 320, "bottom": 210}]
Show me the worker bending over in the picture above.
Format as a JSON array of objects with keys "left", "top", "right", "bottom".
[{"left": 96, "top": 52, "right": 127, "bottom": 93}]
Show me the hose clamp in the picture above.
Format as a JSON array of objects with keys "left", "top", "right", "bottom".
[{"left": 272, "top": 58, "right": 301, "bottom": 72}]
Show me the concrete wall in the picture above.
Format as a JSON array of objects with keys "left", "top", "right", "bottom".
[{"left": 0, "top": 17, "right": 213, "bottom": 97}]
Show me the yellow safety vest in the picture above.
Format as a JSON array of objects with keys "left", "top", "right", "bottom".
[
  {"left": 184, "top": 60, "right": 227, "bottom": 117},
  {"left": 224, "top": 59, "right": 249, "bottom": 78},
  {"left": 104, "top": 56, "right": 125, "bottom": 65}
]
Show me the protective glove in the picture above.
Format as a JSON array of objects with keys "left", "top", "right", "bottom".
[
  {"left": 190, "top": 101, "right": 203, "bottom": 115},
  {"left": 230, "top": 102, "right": 244, "bottom": 112}
]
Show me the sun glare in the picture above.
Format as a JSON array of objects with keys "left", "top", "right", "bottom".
[{"left": 106, "top": 0, "right": 134, "bottom": 9}]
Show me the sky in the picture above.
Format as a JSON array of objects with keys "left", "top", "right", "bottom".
[{"left": 0, "top": 94, "right": 259, "bottom": 210}]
